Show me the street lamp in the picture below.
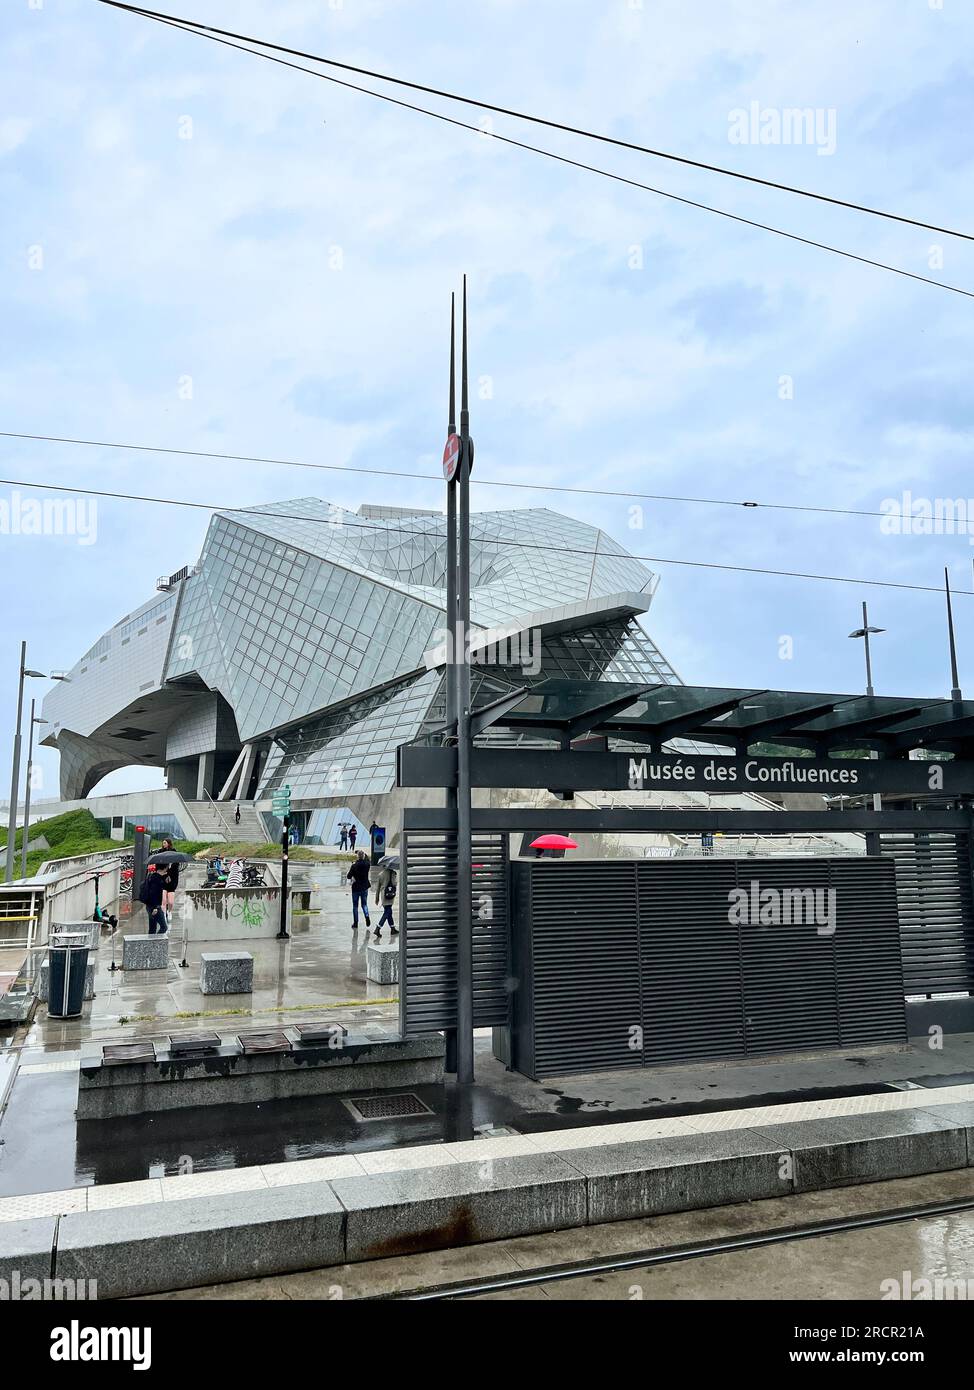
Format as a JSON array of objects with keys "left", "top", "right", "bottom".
[
  {"left": 20, "top": 701, "right": 48, "bottom": 880},
  {"left": 5, "top": 645, "right": 67, "bottom": 882},
  {"left": 848, "top": 601, "right": 885, "bottom": 697},
  {"left": 848, "top": 602, "right": 885, "bottom": 816}
]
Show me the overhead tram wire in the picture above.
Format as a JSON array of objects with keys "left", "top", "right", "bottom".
[
  {"left": 2, "top": 472, "right": 970, "bottom": 601},
  {"left": 99, "top": 0, "right": 973, "bottom": 244},
  {"left": 0, "top": 427, "right": 928, "bottom": 525},
  {"left": 94, "top": 5, "right": 974, "bottom": 303}
]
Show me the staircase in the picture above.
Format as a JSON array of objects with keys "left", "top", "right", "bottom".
[{"left": 185, "top": 799, "right": 268, "bottom": 844}]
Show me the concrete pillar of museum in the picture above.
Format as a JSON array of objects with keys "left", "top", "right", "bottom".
[
  {"left": 196, "top": 751, "right": 215, "bottom": 800},
  {"left": 236, "top": 743, "right": 258, "bottom": 802}
]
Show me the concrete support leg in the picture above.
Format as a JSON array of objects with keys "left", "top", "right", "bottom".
[{"left": 196, "top": 750, "right": 215, "bottom": 800}]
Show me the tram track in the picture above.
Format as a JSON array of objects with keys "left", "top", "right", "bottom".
[{"left": 381, "top": 1193, "right": 974, "bottom": 1300}]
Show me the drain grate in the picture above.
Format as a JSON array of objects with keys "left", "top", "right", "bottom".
[
  {"left": 102, "top": 1042, "right": 156, "bottom": 1065},
  {"left": 341, "top": 1093, "right": 433, "bottom": 1122}
]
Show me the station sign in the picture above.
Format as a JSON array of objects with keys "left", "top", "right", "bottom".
[{"left": 398, "top": 746, "right": 974, "bottom": 797}]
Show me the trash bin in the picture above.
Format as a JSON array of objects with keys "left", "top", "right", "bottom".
[{"left": 47, "top": 939, "right": 90, "bottom": 1018}]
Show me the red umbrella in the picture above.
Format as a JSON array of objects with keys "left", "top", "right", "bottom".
[{"left": 530, "top": 834, "right": 578, "bottom": 851}]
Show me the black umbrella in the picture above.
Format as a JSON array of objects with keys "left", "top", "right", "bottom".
[{"left": 147, "top": 850, "right": 193, "bottom": 865}]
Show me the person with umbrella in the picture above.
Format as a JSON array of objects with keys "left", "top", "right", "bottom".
[
  {"left": 373, "top": 854, "right": 399, "bottom": 939},
  {"left": 138, "top": 863, "right": 168, "bottom": 934},
  {"left": 150, "top": 845, "right": 193, "bottom": 925},
  {"left": 158, "top": 838, "right": 180, "bottom": 915}
]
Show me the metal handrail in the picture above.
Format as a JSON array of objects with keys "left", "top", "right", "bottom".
[{"left": 202, "top": 790, "right": 237, "bottom": 840}]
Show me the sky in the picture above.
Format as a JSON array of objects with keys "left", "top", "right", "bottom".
[{"left": 2, "top": 0, "right": 974, "bottom": 802}]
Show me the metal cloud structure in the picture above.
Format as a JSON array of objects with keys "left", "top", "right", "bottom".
[{"left": 41, "top": 499, "right": 681, "bottom": 815}]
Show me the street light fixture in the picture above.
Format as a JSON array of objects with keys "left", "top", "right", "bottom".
[
  {"left": 21, "top": 702, "right": 48, "bottom": 880},
  {"left": 848, "top": 601, "right": 885, "bottom": 816},
  {"left": 848, "top": 601, "right": 885, "bottom": 698},
  {"left": 5, "top": 646, "right": 68, "bottom": 882}
]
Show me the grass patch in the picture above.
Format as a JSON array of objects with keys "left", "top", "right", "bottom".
[{"left": 0, "top": 807, "right": 212, "bottom": 879}]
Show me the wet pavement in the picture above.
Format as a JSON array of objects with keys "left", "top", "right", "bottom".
[{"left": 4, "top": 858, "right": 974, "bottom": 1202}]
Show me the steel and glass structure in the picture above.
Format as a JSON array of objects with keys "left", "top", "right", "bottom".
[{"left": 41, "top": 498, "right": 685, "bottom": 831}]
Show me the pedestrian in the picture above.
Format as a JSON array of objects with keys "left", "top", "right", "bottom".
[
  {"left": 345, "top": 850, "right": 371, "bottom": 931},
  {"left": 226, "top": 858, "right": 244, "bottom": 888},
  {"left": 338, "top": 822, "right": 349, "bottom": 851},
  {"left": 159, "top": 838, "right": 179, "bottom": 915},
  {"left": 234, "top": 804, "right": 241, "bottom": 826},
  {"left": 138, "top": 863, "right": 168, "bottom": 935},
  {"left": 348, "top": 824, "right": 357, "bottom": 850},
  {"left": 373, "top": 863, "right": 398, "bottom": 940}
]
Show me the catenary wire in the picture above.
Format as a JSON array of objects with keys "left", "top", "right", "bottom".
[
  {"left": 93, "top": 5, "right": 974, "bottom": 302},
  {"left": 0, "top": 429, "right": 912, "bottom": 522},
  {"left": 99, "top": 0, "right": 974, "bottom": 244},
  {"left": 2, "top": 473, "right": 969, "bottom": 600}
]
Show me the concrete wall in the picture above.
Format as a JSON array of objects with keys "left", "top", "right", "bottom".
[{"left": 179, "top": 886, "right": 289, "bottom": 941}]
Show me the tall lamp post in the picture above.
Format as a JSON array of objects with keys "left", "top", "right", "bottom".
[
  {"left": 20, "top": 701, "right": 48, "bottom": 880},
  {"left": 4, "top": 647, "right": 66, "bottom": 878},
  {"left": 6, "top": 644, "right": 48, "bottom": 883},
  {"left": 849, "top": 602, "right": 885, "bottom": 817}
]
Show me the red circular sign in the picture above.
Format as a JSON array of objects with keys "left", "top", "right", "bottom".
[{"left": 442, "top": 432, "right": 461, "bottom": 482}]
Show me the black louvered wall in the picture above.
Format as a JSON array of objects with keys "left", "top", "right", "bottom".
[
  {"left": 880, "top": 832, "right": 974, "bottom": 996},
  {"left": 510, "top": 857, "right": 906, "bottom": 1078},
  {"left": 400, "top": 832, "right": 510, "bottom": 1036}
]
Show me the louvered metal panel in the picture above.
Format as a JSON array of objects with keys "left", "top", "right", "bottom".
[
  {"left": 527, "top": 862, "right": 641, "bottom": 1076},
  {"left": 880, "top": 832, "right": 974, "bottom": 995},
  {"left": 639, "top": 860, "right": 744, "bottom": 1065},
  {"left": 511, "top": 856, "right": 906, "bottom": 1077},
  {"left": 399, "top": 832, "right": 510, "bottom": 1036}
]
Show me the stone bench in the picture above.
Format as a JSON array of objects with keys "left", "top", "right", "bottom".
[
  {"left": 122, "top": 934, "right": 169, "bottom": 971},
  {"left": 34, "top": 959, "right": 96, "bottom": 1003},
  {"left": 200, "top": 951, "right": 254, "bottom": 996},
  {"left": 77, "top": 1031, "right": 445, "bottom": 1119},
  {"left": 366, "top": 941, "right": 399, "bottom": 984}
]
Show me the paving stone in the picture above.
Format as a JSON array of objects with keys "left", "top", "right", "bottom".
[
  {"left": 554, "top": 1130, "right": 787, "bottom": 1224},
  {"left": 55, "top": 1183, "right": 345, "bottom": 1298},
  {"left": 122, "top": 934, "right": 169, "bottom": 971},
  {"left": 366, "top": 942, "right": 399, "bottom": 984},
  {"left": 752, "top": 1110, "right": 969, "bottom": 1191},
  {"left": 200, "top": 951, "right": 254, "bottom": 996},
  {"left": 0, "top": 1216, "right": 57, "bottom": 1286},
  {"left": 331, "top": 1154, "right": 586, "bottom": 1261}
]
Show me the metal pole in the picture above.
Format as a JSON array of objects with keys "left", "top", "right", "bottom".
[
  {"left": 5, "top": 641, "right": 27, "bottom": 883},
  {"left": 277, "top": 814, "right": 291, "bottom": 939},
  {"left": 444, "top": 292, "right": 459, "bottom": 1076},
  {"left": 946, "top": 567, "right": 963, "bottom": 703},
  {"left": 455, "top": 275, "right": 475, "bottom": 1086},
  {"left": 21, "top": 698, "right": 36, "bottom": 880},
  {"left": 861, "top": 601, "right": 874, "bottom": 697}
]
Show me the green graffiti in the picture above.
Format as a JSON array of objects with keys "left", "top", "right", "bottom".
[{"left": 231, "top": 897, "right": 267, "bottom": 927}]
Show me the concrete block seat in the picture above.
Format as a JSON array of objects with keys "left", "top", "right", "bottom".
[
  {"left": 366, "top": 941, "right": 399, "bottom": 985},
  {"left": 121, "top": 934, "right": 169, "bottom": 971},
  {"left": 34, "top": 959, "right": 96, "bottom": 1003},
  {"left": 200, "top": 952, "right": 253, "bottom": 996}
]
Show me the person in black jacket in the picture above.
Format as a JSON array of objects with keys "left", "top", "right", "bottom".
[
  {"left": 138, "top": 864, "right": 168, "bottom": 935},
  {"left": 345, "top": 850, "right": 371, "bottom": 931}
]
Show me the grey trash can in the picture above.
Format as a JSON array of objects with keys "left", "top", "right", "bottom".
[{"left": 47, "top": 941, "right": 90, "bottom": 1018}]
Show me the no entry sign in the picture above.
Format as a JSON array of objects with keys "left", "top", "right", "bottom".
[{"left": 442, "top": 432, "right": 461, "bottom": 482}]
